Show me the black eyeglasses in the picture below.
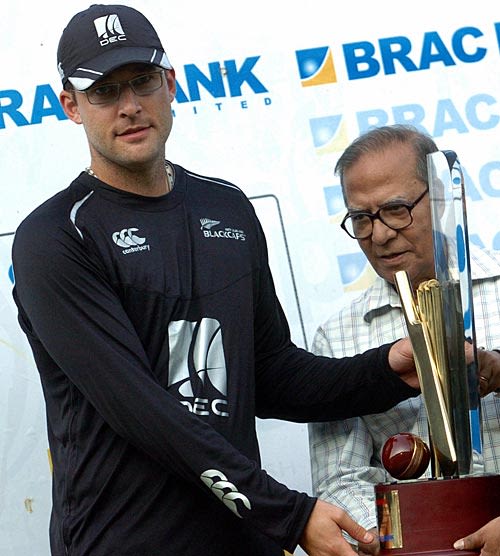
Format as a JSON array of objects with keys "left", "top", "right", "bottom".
[
  {"left": 77, "top": 71, "right": 164, "bottom": 105},
  {"left": 341, "top": 188, "right": 429, "bottom": 239}
]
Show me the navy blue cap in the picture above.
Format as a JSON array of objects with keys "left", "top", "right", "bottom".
[{"left": 57, "top": 4, "right": 172, "bottom": 90}]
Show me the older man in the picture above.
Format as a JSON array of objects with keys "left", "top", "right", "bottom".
[{"left": 309, "top": 124, "right": 500, "bottom": 556}]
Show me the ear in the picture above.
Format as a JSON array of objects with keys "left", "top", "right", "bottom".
[
  {"left": 59, "top": 90, "right": 83, "bottom": 124},
  {"left": 165, "top": 69, "right": 177, "bottom": 103}
]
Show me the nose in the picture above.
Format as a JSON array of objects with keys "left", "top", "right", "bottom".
[
  {"left": 370, "top": 217, "right": 397, "bottom": 245},
  {"left": 117, "top": 83, "right": 142, "bottom": 114}
]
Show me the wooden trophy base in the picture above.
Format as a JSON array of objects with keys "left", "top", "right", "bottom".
[{"left": 375, "top": 474, "right": 500, "bottom": 556}]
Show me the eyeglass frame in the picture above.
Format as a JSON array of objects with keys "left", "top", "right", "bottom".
[
  {"left": 75, "top": 70, "right": 165, "bottom": 105},
  {"left": 340, "top": 188, "right": 429, "bottom": 240}
]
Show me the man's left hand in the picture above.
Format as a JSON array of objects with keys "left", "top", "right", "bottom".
[
  {"left": 476, "top": 349, "right": 500, "bottom": 396},
  {"left": 453, "top": 516, "right": 500, "bottom": 556}
]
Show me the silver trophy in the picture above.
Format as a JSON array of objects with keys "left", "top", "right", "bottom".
[
  {"left": 394, "top": 150, "right": 480, "bottom": 478},
  {"left": 377, "top": 152, "right": 500, "bottom": 556}
]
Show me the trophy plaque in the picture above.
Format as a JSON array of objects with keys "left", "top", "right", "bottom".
[
  {"left": 376, "top": 474, "right": 500, "bottom": 556},
  {"left": 375, "top": 151, "right": 500, "bottom": 556}
]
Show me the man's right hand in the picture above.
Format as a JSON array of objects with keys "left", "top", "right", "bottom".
[
  {"left": 299, "top": 499, "right": 375, "bottom": 556},
  {"left": 387, "top": 338, "right": 419, "bottom": 390}
]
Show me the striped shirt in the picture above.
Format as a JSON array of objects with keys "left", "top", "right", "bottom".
[{"left": 308, "top": 246, "right": 500, "bottom": 540}]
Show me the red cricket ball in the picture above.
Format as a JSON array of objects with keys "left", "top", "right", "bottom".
[{"left": 381, "top": 432, "right": 431, "bottom": 480}]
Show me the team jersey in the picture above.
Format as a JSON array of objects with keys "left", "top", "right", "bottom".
[{"left": 12, "top": 163, "right": 418, "bottom": 556}]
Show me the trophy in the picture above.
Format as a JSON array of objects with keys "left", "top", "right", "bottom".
[{"left": 375, "top": 151, "right": 500, "bottom": 556}]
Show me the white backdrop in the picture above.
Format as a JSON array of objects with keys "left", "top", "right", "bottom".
[{"left": 2, "top": 1, "right": 500, "bottom": 553}]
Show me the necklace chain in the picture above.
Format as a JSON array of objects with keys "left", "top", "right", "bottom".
[{"left": 85, "top": 161, "right": 174, "bottom": 191}]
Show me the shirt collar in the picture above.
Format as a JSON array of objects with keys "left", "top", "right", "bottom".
[
  {"left": 362, "top": 277, "right": 401, "bottom": 323},
  {"left": 361, "top": 244, "right": 500, "bottom": 323}
]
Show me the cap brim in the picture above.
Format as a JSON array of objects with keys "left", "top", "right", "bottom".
[{"left": 68, "top": 47, "right": 172, "bottom": 90}]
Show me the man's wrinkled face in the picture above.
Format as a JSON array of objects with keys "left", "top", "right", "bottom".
[{"left": 343, "top": 142, "right": 435, "bottom": 287}]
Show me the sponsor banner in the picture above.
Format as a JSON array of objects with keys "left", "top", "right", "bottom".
[{"left": 2, "top": 1, "right": 500, "bottom": 552}]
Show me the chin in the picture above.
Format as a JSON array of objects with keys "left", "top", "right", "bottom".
[{"left": 376, "top": 268, "right": 398, "bottom": 284}]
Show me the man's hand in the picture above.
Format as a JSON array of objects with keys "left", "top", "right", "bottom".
[
  {"left": 299, "top": 499, "right": 375, "bottom": 556},
  {"left": 476, "top": 349, "right": 500, "bottom": 396},
  {"left": 453, "top": 516, "right": 500, "bottom": 556},
  {"left": 357, "top": 527, "right": 380, "bottom": 556},
  {"left": 387, "top": 338, "right": 419, "bottom": 390}
]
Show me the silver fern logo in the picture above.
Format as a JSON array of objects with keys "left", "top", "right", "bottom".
[{"left": 200, "top": 218, "right": 220, "bottom": 230}]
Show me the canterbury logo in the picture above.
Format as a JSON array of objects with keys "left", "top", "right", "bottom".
[
  {"left": 200, "top": 469, "right": 251, "bottom": 518},
  {"left": 94, "top": 15, "right": 127, "bottom": 46},
  {"left": 168, "top": 318, "right": 229, "bottom": 417},
  {"left": 112, "top": 228, "right": 146, "bottom": 248},
  {"left": 200, "top": 218, "right": 220, "bottom": 230}
]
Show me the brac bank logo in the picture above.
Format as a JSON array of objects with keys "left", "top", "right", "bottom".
[
  {"left": 309, "top": 115, "right": 349, "bottom": 154},
  {"left": 323, "top": 185, "right": 346, "bottom": 221},
  {"left": 296, "top": 47, "right": 337, "bottom": 86},
  {"left": 337, "top": 252, "right": 377, "bottom": 292},
  {"left": 296, "top": 23, "right": 500, "bottom": 84},
  {"left": 174, "top": 57, "right": 269, "bottom": 103}
]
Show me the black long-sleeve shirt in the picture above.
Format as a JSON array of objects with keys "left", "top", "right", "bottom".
[{"left": 12, "top": 164, "right": 418, "bottom": 556}]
